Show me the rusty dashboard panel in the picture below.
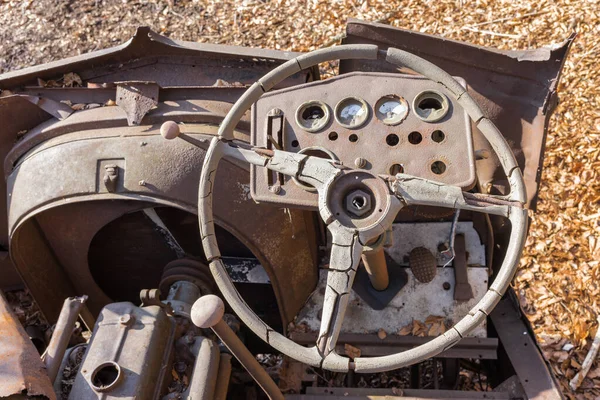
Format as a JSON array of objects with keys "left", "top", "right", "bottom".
[{"left": 250, "top": 72, "right": 475, "bottom": 208}]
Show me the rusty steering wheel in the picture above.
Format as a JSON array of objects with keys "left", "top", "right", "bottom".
[{"left": 197, "top": 44, "right": 528, "bottom": 373}]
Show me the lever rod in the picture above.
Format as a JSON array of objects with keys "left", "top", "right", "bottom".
[{"left": 191, "top": 295, "right": 285, "bottom": 400}]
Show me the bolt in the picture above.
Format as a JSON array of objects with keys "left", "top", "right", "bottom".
[
  {"left": 175, "top": 361, "right": 187, "bottom": 373},
  {"left": 268, "top": 108, "right": 283, "bottom": 116},
  {"left": 443, "top": 282, "right": 451, "bottom": 291},
  {"left": 269, "top": 184, "right": 281, "bottom": 194},
  {"left": 139, "top": 180, "right": 146, "bottom": 186},
  {"left": 119, "top": 314, "right": 132, "bottom": 325},
  {"left": 354, "top": 158, "right": 367, "bottom": 168}
]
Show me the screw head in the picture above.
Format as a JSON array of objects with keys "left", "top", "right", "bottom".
[
  {"left": 354, "top": 157, "right": 367, "bottom": 168},
  {"left": 269, "top": 184, "right": 282, "bottom": 194}
]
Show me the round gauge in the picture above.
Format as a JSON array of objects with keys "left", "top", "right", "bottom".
[
  {"left": 334, "top": 97, "right": 369, "bottom": 129},
  {"left": 295, "top": 100, "right": 330, "bottom": 133},
  {"left": 375, "top": 95, "right": 409, "bottom": 126}
]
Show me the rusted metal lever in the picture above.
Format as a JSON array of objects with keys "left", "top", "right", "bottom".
[{"left": 190, "top": 295, "right": 285, "bottom": 400}]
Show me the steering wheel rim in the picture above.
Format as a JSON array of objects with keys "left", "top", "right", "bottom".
[{"left": 198, "top": 44, "right": 528, "bottom": 373}]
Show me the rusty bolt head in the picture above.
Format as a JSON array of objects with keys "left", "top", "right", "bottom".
[
  {"left": 345, "top": 189, "right": 372, "bottom": 218},
  {"left": 160, "top": 121, "right": 180, "bottom": 140}
]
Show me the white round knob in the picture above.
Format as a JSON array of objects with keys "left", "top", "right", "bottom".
[{"left": 191, "top": 295, "right": 225, "bottom": 328}]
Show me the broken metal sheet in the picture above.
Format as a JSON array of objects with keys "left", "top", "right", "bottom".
[
  {"left": 0, "top": 292, "right": 56, "bottom": 400},
  {"left": 115, "top": 81, "right": 160, "bottom": 125},
  {"left": 295, "top": 221, "right": 488, "bottom": 337},
  {"left": 295, "top": 266, "right": 488, "bottom": 338},
  {"left": 222, "top": 256, "right": 271, "bottom": 284},
  {"left": 386, "top": 222, "right": 486, "bottom": 267}
]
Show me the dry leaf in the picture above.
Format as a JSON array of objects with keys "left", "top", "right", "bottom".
[
  {"left": 344, "top": 343, "right": 361, "bottom": 359},
  {"left": 377, "top": 328, "right": 387, "bottom": 340}
]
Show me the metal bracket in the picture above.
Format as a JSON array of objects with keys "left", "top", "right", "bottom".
[
  {"left": 116, "top": 81, "right": 160, "bottom": 126},
  {"left": 139, "top": 288, "right": 173, "bottom": 314},
  {"left": 352, "top": 252, "right": 408, "bottom": 310},
  {"left": 453, "top": 234, "right": 474, "bottom": 301}
]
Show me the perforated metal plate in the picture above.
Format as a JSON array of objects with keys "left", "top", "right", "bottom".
[{"left": 250, "top": 72, "right": 475, "bottom": 208}]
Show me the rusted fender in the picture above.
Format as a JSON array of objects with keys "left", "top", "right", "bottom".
[{"left": 0, "top": 292, "right": 55, "bottom": 400}]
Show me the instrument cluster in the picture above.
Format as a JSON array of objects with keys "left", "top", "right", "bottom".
[{"left": 250, "top": 72, "right": 476, "bottom": 208}]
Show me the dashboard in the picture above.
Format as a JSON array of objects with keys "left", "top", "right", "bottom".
[{"left": 251, "top": 72, "right": 475, "bottom": 208}]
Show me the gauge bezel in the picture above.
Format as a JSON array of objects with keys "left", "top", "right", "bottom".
[
  {"left": 334, "top": 96, "right": 370, "bottom": 129},
  {"left": 295, "top": 100, "right": 331, "bottom": 133},
  {"left": 412, "top": 90, "right": 450, "bottom": 123},
  {"left": 375, "top": 94, "right": 409, "bottom": 126}
]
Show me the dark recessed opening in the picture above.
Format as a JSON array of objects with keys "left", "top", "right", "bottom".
[
  {"left": 389, "top": 164, "right": 404, "bottom": 175},
  {"left": 328, "top": 131, "right": 338, "bottom": 141},
  {"left": 386, "top": 134, "right": 399, "bottom": 146},
  {"left": 349, "top": 134, "right": 358, "bottom": 143},
  {"left": 352, "top": 195, "right": 366, "bottom": 209},
  {"left": 418, "top": 97, "right": 442, "bottom": 112},
  {"left": 291, "top": 140, "right": 299, "bottom": 148},
  {"left": 432, "top": 130, "right": 445, "bottom": 143},
  {"left": 408, "top": 132, "right": 422, "bottom": 145},
  {"left": 431, "top": 161, "right": 447, "bottom": 175},
  {"left": 92, "top": 363, "right": 120, "bottom": 389},
  {"left": 302, "top": 105, "right": 325, "bottom": 121}
]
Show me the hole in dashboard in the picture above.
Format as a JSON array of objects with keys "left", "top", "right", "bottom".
[
  {"left": 389, "top": 164, "right": 404, "bottom": 175},
  {"left": 432, "top": 130, "right": 445, "bottom": 143},
  {"left": 302, "top": 105, "right": 325, "bottom": 120},
  {"left": 413, "top": 90, "right": 449, "bottom": 122},
  {"left": 291, "top": 140, "right": 299, "bottom": 148},
  {"left": 386, "top": 134, "right": 399, "bottom": 146},
  {"left": 328, "top": 132, "right": 338, "bottom": 141},
  {"left": 408, "top": 132, "right": 422, "bottom": 145},
  {"left": 431, "top": 161, "right": 447, "bottom": 175},
  {"left": 348, "top": 134, "right": 358, "bottom": 143}
]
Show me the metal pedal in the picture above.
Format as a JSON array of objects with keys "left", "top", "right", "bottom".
[{"left": 409, "top": 247, "right": 437, "bottom": 283}]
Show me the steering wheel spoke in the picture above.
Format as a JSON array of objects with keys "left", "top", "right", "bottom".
[
  {"left": 223, "top": 144, "right": 342, "bottom": 191},
  {"left": 317, "top": 227, "right": 363, "bottom": 356},
  {"left": 392, "top": 174, "right": 523, "bottom": 217}
]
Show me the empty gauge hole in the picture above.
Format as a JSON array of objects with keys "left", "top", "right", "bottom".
[
  {"left": 302, "top": 105, "right": 325, "bottom": 120},
  {"left": 389, "top": 164, "right": 404, "bottom": 175},
  {"left": 291, "top": 140, "right": 299, "bottom": 148},
  {"left": 386, "top": 134, "right": 400, "bottom": 146},
  {"left": 328, "top": 131, "right": 338, "bottom": 141},
  {"left": 431, "top": 161, "right": 447, "bottom": 175},
  {"left": 408, "top": 132, "right": 422, "bottom": 145},
  {"left": 349, "top": 134, "right": 358, "bottom": 143},
  {"left": 413, "top": 90, "right": 449, "bottom": 122},
  {"left": 432, "top": 130, "right": 445, "bottom": 143}
]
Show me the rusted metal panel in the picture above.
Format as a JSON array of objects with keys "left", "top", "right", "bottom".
[
  {"left": 341, "top": 19, "right": 574, "bottom": 209},
  {"left": 0, "top": 27, "right": 314, "bottom": 90},
  {"left": 0, "top": 292, "right": 55, "bottom": 399},
  {"left": 490, "top": 293, "right": 564, "bottom": 399},
  {"left": 251, "top": 73, "right": 475, "bottom": 208},
  {"left": 115, "top": 81, "right": 160, "bottom": 126},
  {"left": 8, "top": 126, "right": 318, "bottom": 327}
]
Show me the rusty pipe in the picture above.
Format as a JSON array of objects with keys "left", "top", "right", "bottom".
[
  {"left": 43, "top": 295, "right": 87, "bottom": 382},
  {"left": 191, "top": 295, "right": 284, "bottom": 400},
  {"left": 361, "top": 246, "right": 389, "bottom": 291},
  {"left": 214, "top": 353, "right": 232, "bottom": 400}
]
